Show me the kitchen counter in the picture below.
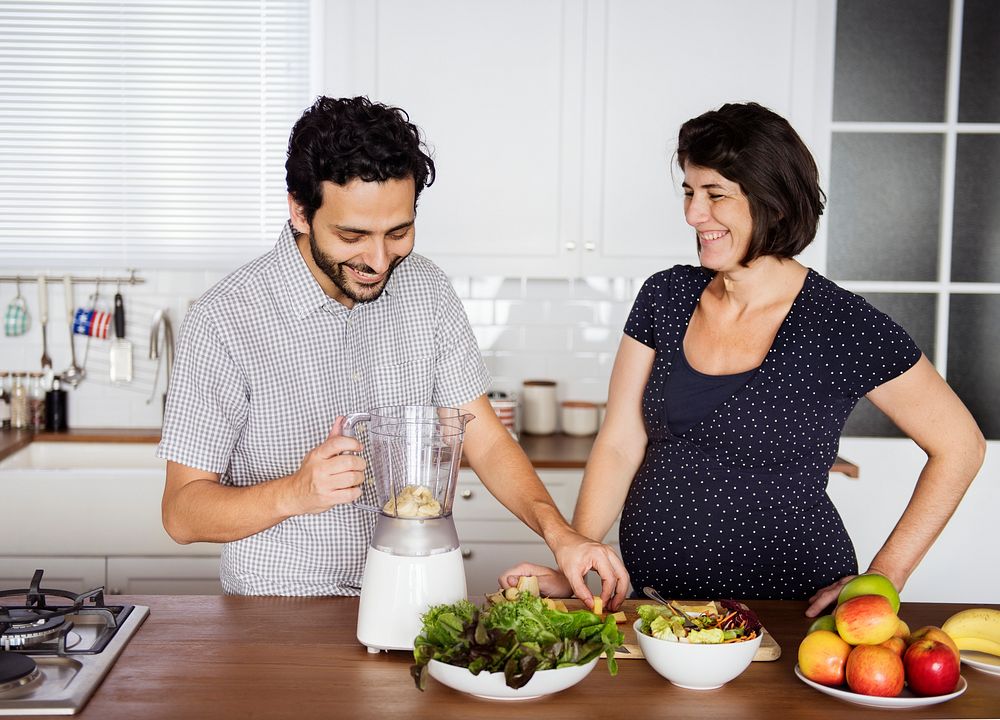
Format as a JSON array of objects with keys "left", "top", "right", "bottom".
[
  {"left": 0, "top": 428, "right": 861, "bottom": 477},
  {"left": 56, "top": 595, "right": 1000, "bottom": 719}
]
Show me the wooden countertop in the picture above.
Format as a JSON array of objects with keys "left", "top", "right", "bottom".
[
  {"left": 57, "top": 595, "right": 1000, "bottom": 719},
  {"left": 0, "top": 428, "right": 860, "bottom": 477}
]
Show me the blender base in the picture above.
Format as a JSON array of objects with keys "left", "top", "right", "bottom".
[{"left": 356, "top": 545, "right": 467, "bottom": 652}]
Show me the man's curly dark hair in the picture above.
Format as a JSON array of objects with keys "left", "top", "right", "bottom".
[{"left": 285, "top": 96, "right": 436, "bottom": 224}]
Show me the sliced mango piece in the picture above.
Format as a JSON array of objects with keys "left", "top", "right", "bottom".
[
  {"left": 592, "top": 597, "right": 603, "bottom": 616},
  {"left": 612, "top": 611, "right": 627, "bottom": 624}
]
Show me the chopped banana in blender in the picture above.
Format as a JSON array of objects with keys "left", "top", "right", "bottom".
[{"left": 383, "top": 484, "right": 443, "bottom": 517}]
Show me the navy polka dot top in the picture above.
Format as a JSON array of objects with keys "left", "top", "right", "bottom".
[{"left": 620, "top": 265, "right": 921, "bottom": 600}]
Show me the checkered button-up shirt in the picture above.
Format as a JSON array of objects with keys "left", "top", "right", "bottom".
[{"left": 158, "top": 221, "right": 490, "bottom": 596}]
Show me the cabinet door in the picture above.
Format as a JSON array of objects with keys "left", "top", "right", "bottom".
[
  {"left": 322, "top": 0, "right": 585, "bottom": 277},
  {"left": 106, "top": 557, "right": 223, "bottom": 595},
  {"left": 0, "top": 557, "right": 106, "bottom": 593},
  {"left": 579, "top": 0, "right": 826, "bottom": 275}
]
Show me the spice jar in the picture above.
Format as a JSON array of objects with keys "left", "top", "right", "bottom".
[
  {"left": 521, "top": 380, "right": 558, "bottom": 435},
  {"left": 560, "top": 401, "right": 599, "bottom": 436},
  {"left": 10, "top": 372, "right": 29, "bottom": 429}
]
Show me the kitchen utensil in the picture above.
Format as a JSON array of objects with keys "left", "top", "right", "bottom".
[
  {"left": 344, "top": 405, "right": 474, "bottom": 653},
  {"left": 60, "top": 276, "right": 85, "bottom": 387},
  {"left": 4, "top": 277, "right": 30, "bottom": 336},
  {"left": 643, "top": 586, "right": 670, "bottom": 606},
  {"left": 110, "top": 291, "right": 133, "bottom": 383},
  {"left": 37, "top": 275, "right": 51, "bottom": 370}
]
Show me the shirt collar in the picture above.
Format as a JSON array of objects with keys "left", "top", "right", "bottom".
[
  {"left": 275, "top": 220, "right": 332, "bottom": 320},
  {"left": 275, "top": 219, "right": 405, "bottom": 320}
]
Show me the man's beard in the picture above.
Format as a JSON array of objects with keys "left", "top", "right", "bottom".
[{"left": 309, "top": 232, "right": 406, "bottom": 304}]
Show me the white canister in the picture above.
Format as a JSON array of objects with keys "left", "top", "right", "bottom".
[
  {"left": 560, "top": 401, "right": 599, "bottom": 436},
  {"left": 521, "top": 380, "right": 558, "bottom": 435}
]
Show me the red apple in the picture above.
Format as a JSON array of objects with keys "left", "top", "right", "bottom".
[
  {"left": 904, "top": 639, "right": 961, "bottom": 696},
  {"left": 846, "top": 645, "right": 905, "bottom": 697},
  {"left": 835, "top": 595, "right": 899, "bottom": 645},
  {"left": 798, "top": 630, "right": 853, "bottom": 686},
  {"left": 878, "top": 636, "right": 906, "bottom": 657},
  {"left": 908, "top": 626, "right": 960, "bottom": 660}
]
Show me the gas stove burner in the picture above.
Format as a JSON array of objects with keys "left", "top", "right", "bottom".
[
  {"left": 0, "top": 654, "right": 40, "bottom": 696},
  {"left": 0, "top": 611, "right": 69, "bottom": 650}
]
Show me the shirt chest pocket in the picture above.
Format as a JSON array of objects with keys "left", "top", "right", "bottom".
[{"left": 369, "top": 355, "right": 435, "bottom": 407}]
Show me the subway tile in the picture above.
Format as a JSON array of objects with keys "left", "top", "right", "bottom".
[
  {"left": 484, "top": 351, "right": 551, "bottom": 381},
  {"left": 550, "top": 301, "right": 597, "bottom": 325},
  {"left": 473, "top": 325, "right": 523, "bottom": 352},
  {"left": 570, "top": 326, "right": 620, "bottom": 352},
  {"left": 522, "top": 278, "right": 573, "bottom": 300},
  {"left": 595, "top": 300, "right": 632, "bottom": 329},
  {"left": 449, "top": 276, "right": 471, "bottom": 298},
  {"left": 523, "top": 325, "right": 573, "bottom": 352},
  {"left": 461, "top": 299, "right": 494, "bottom": 325},
  {"left": 471, "top": 277, "right": 524, "bottom": 299},
  {"left": 547, "top": 352, "right": 604, "bottom": 379},
  {"left": 573, "top": 277, "right": 630, "bottom": 301},
  {"left": 559, "top": 378, "right": 609, "bottom": 403},
  {"left": 494, "top": 300, "right": 552, "bottom": 325}
]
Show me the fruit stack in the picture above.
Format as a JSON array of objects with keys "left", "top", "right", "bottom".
[{"left": 797, "top": 574, "right": 963, "bottom": 698}]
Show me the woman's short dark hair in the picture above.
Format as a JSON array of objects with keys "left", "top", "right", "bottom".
[
  {"left": 285, "top": 96, "right": 436, "bottom": 224},
  {"left": 676, "top": 102, "right": 825, "bottom": 265}
]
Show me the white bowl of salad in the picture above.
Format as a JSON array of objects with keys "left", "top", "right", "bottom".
[{"left": 634, "top": 602, "right": 763, "bottom": 690}]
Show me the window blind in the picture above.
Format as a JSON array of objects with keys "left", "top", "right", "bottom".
[{"left": 0, "top": 0, "right": 311, "bottom": 270}]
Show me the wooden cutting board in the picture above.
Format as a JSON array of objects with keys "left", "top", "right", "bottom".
[{"left": 558, "top": 598, "right": 781, "bottom": 661}]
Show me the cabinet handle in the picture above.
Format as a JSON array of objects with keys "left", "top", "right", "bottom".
[
  {"left": 461, "top": 548, "right": 473, "bottom": 559},
  {"left": 584, "top": 242, "right": 596, "bottom": 252},
  {"left": 565, "top": 241, "right": 577, "bottom": 251},
  {"left": 461, "top": 489, "right": 473, "bottom": 499}
]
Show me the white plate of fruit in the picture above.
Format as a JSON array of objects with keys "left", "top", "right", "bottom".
[{"left": 796, "top": 574, "right": 971, "bottom": 708}]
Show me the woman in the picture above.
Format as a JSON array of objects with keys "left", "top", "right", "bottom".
[{"left": 501, "top": 102, "right": 985, "bottom": 616}]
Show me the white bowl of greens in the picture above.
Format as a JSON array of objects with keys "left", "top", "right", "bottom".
[
  {"left": 411, "top": 595, "right": 622, "bottom": 700},
  {"left": 634, "top": 602, "right": 763, "bottom": 690}
]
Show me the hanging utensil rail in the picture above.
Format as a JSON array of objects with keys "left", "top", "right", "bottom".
[{"left": 0, "top": 271, "right": 144, "bottom": 286}]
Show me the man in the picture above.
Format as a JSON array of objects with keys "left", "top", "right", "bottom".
[{"left": 159, "top": 96, "right": 627, "bottom": 608}]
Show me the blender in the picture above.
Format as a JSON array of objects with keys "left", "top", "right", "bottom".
[{"left": 344, "top": 405, "right": 474, "bottom": 653}]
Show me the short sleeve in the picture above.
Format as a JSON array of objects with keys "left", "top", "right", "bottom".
[
  {"left": 158, "top": 303, "right": 249, "bottom": 474},
  {"left": 840, "top": 298, "right": 922, "bottom": 398},
  {"left": 624, "top": 272, "right": 669, "bottom": 349},
  {"left": 431, "top": 276, "right": 491, "bottom": 407}
]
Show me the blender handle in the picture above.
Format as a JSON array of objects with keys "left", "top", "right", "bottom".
[
  {"left": 341, "top": 412, "right": 370, "bottom": 441},
  {"left": 340, "top": 412, "right": 381, "bottom": 513}
]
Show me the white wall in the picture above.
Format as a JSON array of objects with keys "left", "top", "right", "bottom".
[{"left": 831, "top": 438, "right": 998, "bottom": 605}]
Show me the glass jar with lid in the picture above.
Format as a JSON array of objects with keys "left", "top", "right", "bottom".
[{"left": 10, "top": 372, "right": 29, "bottom": 429}]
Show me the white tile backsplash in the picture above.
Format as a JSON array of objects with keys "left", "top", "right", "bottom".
[{"left": 1, "top": 270, "right": 637, "bottom": 427}]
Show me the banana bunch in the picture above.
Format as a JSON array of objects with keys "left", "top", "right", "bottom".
[{"left": 942, "top": 608, "right": 1000, "bottom": 656}]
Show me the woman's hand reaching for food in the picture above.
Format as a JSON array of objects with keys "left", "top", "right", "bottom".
[{"left": 805, "top": 574, "right": 857, "bottom": 617}]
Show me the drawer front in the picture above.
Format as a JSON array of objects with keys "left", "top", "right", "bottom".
[{"left": 456, "top": 469, "right": 578, "bottom": 520}]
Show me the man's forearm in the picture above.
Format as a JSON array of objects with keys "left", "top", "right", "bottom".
[{"left": 162, "top": 473, "right": 295, "bottom": 544}]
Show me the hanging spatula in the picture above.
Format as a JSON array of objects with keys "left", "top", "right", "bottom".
[{"left": 109, "top": 291, "right": 133, "bottom": 383}]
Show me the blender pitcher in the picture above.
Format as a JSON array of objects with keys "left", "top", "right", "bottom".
[
  {"left": 344, "top": 405, "right": 474, "bottom": 653},
  {"left": 343, "top": 405, "right": 472, "bottom": 522}
]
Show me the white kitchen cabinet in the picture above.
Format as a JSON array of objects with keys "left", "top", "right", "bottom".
[
  {"left": 578, "top": 0, "right": 829, "bottom": 276},
  {"left": 319, "top": 0, "right": 828, "bottom": 278},
  {"left": 106, "top": 557, "right": 223, "bottom": 596},
  {"left": 0, "top": 557, "right": 107, "bottom": 595},
  {"left": 454, "top": 468, "right": 621, "bottom": 597},
  {"left": 323, "top": 0, "right": 583, "bottom": 277}
]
